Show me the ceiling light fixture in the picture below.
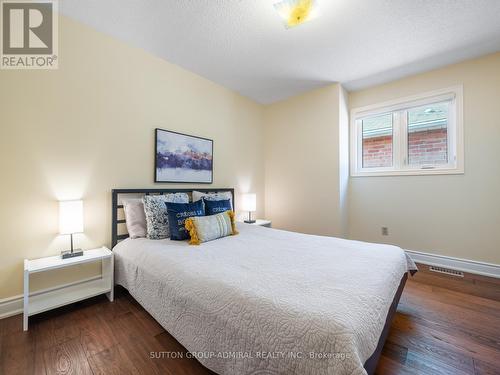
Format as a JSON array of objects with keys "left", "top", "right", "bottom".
[{"left": 274, "top": 0, "right": 319, "bottom": 29}]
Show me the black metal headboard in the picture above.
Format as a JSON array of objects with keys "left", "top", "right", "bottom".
[{"left": 111, "top": 188, "right": 235, "bottom": 248}]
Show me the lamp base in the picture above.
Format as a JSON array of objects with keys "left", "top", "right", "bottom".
[
  {"left": 244, "top": 220, "right": 256, "bottom": 224},
  {"left": 61, "top": 249, "right": 84, "bottom": 259}
]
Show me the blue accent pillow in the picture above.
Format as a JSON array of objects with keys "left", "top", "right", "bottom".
[
  {"left": 204, "top": 198, "right": 232, "bottom": 216},
  {"left": 165, "top": 200, "right": 205, "bottom": 240}
]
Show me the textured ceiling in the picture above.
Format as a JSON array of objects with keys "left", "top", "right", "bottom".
[{"left": 60, "top": 0, "right": 500, "bottom": 104}]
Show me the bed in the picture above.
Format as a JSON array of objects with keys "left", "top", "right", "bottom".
[{"left": 111, "top": 188, "right": 417, "bottom": 375}]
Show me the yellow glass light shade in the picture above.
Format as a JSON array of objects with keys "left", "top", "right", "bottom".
[{"left": 274, "top": 0, "right": 319, "bottom": 29}]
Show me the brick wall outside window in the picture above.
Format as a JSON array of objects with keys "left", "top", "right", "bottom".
[
  {"left": 363, "top": 128, "right": 447, "bottom": 168},
  {"left": 362, "top": 135, "right": 393, "bottom": 168},
  {"left": 408, "top": 128, "right": 448, "bottom": 165}
]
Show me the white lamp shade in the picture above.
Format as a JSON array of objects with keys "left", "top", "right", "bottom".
[
  {"left": 59, "top": 200, "right": 84, "bottom": 235},
  {"left": 241, "top": 193, "right": 257, "bottom": 212}
]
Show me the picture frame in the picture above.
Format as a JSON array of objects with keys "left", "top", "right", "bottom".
[{"left": 155, "top": 128, "right": 213, "bottom": 183}]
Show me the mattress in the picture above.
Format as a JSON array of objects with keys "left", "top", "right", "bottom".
[{"left": 114, "top": 223, "right": 416, "bottom": 375}]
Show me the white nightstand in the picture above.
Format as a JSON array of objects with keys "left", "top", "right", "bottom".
[
  {"left": 246, "top": 219, "right": 272, "bottom": 228},
  {"left": 23, "top": 247, "right": 113, "bottom": 331}
]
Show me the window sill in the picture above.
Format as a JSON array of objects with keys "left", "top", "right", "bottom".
[{"left": 350, "top": 167, "right": 464, "bottom": 177}]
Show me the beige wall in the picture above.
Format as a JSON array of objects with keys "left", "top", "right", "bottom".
[
  {"left": 338, "top": 86, "right": 350, "bottom": 237},
  {"left": 0, "top": 17, "right": 265, "bottom": 299},
  {"left": 348, "top": 52, "right": 500, "bottom": 264},
  {"left": 264, "top": 84, "right": 347, "bottom": 237}
]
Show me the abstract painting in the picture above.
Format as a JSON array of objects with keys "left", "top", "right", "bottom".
[{"left": 155, "top": 128, "right": 213, "bottom": 183}]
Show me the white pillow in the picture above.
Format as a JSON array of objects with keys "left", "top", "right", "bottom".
[
  {"left": 192, "top": 191, "right": 233, "bottom": 210},
  {"left": 122, "top": 199, "right": 147, "bottom": 239}
]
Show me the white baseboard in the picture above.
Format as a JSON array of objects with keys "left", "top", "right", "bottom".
[
  {"left": 0, "top": 295, "right": 23, "bottom": 319},
  {"left": 0, "top": 275, "right": 102, "bottom": 320},
  {"left": 406, "top": 250, "right": 500, "bottom": 279}
]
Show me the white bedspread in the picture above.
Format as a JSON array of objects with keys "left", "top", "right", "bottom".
[{"left": 114, "top": 224, "right": 416, "bottom": 375}]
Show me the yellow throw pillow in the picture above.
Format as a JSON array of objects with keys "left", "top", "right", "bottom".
[{"left": 185, "top": 211, "right": 238, "bottom": 245}]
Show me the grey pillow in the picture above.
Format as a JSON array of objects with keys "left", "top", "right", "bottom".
[
  {"left": 192, "top": 191, "right": 233, "bottom": 210},
  {"left": 143, "top": 193, "right": 189, "bottom": 239},
  {"left": 122, "top": 199, "right": 147, "bottom": 239}
]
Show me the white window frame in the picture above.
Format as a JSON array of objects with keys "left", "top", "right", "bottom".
[{"left": 350, "top": 85, "right": 464, "bottom": 177}]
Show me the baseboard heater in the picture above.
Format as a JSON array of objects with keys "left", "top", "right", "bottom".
[{"left": 428, "top": 265, "right": 464, "bottom": 277}]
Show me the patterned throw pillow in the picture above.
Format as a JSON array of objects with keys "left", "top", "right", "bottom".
[
  {"left": 203, "top": 198, "right": 232, "bottom": 216},
  {"left": 143, "top": 193, "right": 189, "bottom": 239},
  {"left": 185, "top": 211, "right": 238, "bottom": 245},
  {"left": 166, "top": 200, "right": 205, "bottom": 241},
  {"left": 192, "top": 191, "right": 233, "bottom": 210}
]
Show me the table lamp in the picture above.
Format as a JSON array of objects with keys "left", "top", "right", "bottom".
[
  {"left": 242, "top": 193, "right": 256, "bottom": 224},
  {"left": 59, "top": 200, "right": 84, "bottom": 259}
]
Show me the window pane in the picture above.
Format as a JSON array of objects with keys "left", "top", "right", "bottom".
[
  {"left": 407, "top": 102, "right": 448, "bottom": 165},
  {"left": 362, "top": 113, "right": 393, "bottom": 168}
]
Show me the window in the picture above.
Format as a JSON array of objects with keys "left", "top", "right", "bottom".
[{"left": 350, "top": 86, "right": 463, "bottom": 176}]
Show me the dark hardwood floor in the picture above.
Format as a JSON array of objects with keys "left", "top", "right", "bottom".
[{"left": 1, "top": 279, "right": 499, "bottom": 375}]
